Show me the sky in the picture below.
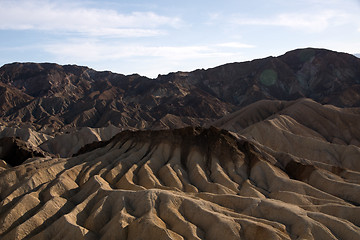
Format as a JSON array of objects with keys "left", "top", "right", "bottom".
[{"left": 0, "top": 0, "right": 359, "bottom": 78}]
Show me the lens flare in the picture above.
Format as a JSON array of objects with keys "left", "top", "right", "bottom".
[{"left": 260, "top": 69, "right": 277, "bottom": 86}]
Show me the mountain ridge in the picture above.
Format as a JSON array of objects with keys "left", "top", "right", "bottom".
[{"left": 1, "top": 47, "right": 360, "bottom": 132}]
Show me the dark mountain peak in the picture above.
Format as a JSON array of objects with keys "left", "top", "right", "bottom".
[
  {"left": 280, "top": 47, "right": 360, "bottom": 69},
  {"left": 183, "top": 47, "right": 360, "bottom": 105}
]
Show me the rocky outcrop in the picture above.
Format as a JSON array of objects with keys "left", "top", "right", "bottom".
[{"left": 0, "top": 137, "right": 48, "bottom": 166}]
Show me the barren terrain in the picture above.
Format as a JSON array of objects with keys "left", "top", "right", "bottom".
[{"left": 0, "top": 48, "right": 359, "bottom": 239}]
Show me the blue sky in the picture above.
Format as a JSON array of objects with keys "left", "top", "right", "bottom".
[{"left": 0, "top": 0, "right": 359, "bottom": 77}]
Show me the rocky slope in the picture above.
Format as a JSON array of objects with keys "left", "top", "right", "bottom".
[
  {"left": 0, "top": 48, "right": 359, "bottom": 131},
  {"left": 212, "top": 98, "right": 360, "bottom": 180}
]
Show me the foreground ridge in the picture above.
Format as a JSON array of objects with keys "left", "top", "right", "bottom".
[{"left": 0, "top": 127, "right": 359, "bottom": 239}]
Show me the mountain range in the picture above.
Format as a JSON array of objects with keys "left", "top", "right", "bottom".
[
  {"left": 1, "top": 48, "right": 359, "bottom": 132},
  {"left": 0, "top": 48, "right": 360, "bottom": 239}
]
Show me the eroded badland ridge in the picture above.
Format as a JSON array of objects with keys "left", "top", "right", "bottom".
[{"left": 0, "top": 48, "right": 360, "bottom": 239}]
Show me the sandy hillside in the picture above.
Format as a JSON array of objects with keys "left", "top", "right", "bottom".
[{"left": 0, "top": 127, "right": 359, "bottom": 240}]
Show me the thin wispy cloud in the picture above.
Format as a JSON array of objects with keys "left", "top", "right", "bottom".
[
  {"left": 232, "top": 10, "right": 352, "bottom": 32},
  {"left": 0, "top": 0, "right": 181, "bottom": 37}
]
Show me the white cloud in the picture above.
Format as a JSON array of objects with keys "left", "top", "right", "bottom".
[
  {"left": 44, "top": 40, "right": 245, "bottom": 62},
  {"left": 0, "top": 0, "right": 181, "bottom": 37},
  {"left": 232, "top": 10, "right": 351, "bottom": 32}
]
